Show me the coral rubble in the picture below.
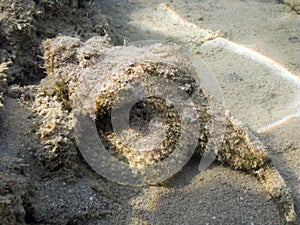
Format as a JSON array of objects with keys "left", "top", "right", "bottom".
[
  {"left": 0, "top": 62, "right": 10, "bottom": 109},
  {"left": 0, "top": 0, "right": 117, "bottom": 84}
]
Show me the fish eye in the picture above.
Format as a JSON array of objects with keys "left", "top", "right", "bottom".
[{"left": 84, "top": 54, "right": 91, "bottom": 60}]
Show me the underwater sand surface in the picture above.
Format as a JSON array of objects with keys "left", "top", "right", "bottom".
[{"left": 0, "top": 0, "right": 299, "bottom": 224}]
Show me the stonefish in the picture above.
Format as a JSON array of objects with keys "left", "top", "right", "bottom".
[{"left": 32, "top": 36, "right": 297, "bottom": 222}]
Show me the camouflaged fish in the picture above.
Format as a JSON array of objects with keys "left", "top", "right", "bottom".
[{"left": 32, "top": 36, "right": 297, "bottom": 222}]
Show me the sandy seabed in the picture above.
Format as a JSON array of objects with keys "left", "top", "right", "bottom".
[{"left": 0, "top": 0, "right": 299, "bottom": 224}]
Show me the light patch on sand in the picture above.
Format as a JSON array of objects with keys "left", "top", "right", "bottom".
[
  {"left": 206, "top": 37, "right": 300, "bottom": 86},
  {"left": 162, "top": 3, "right": 300, "bottom": 133},
  {"left": 257, "top": 110, "right": 300, "bottom": 133}
]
